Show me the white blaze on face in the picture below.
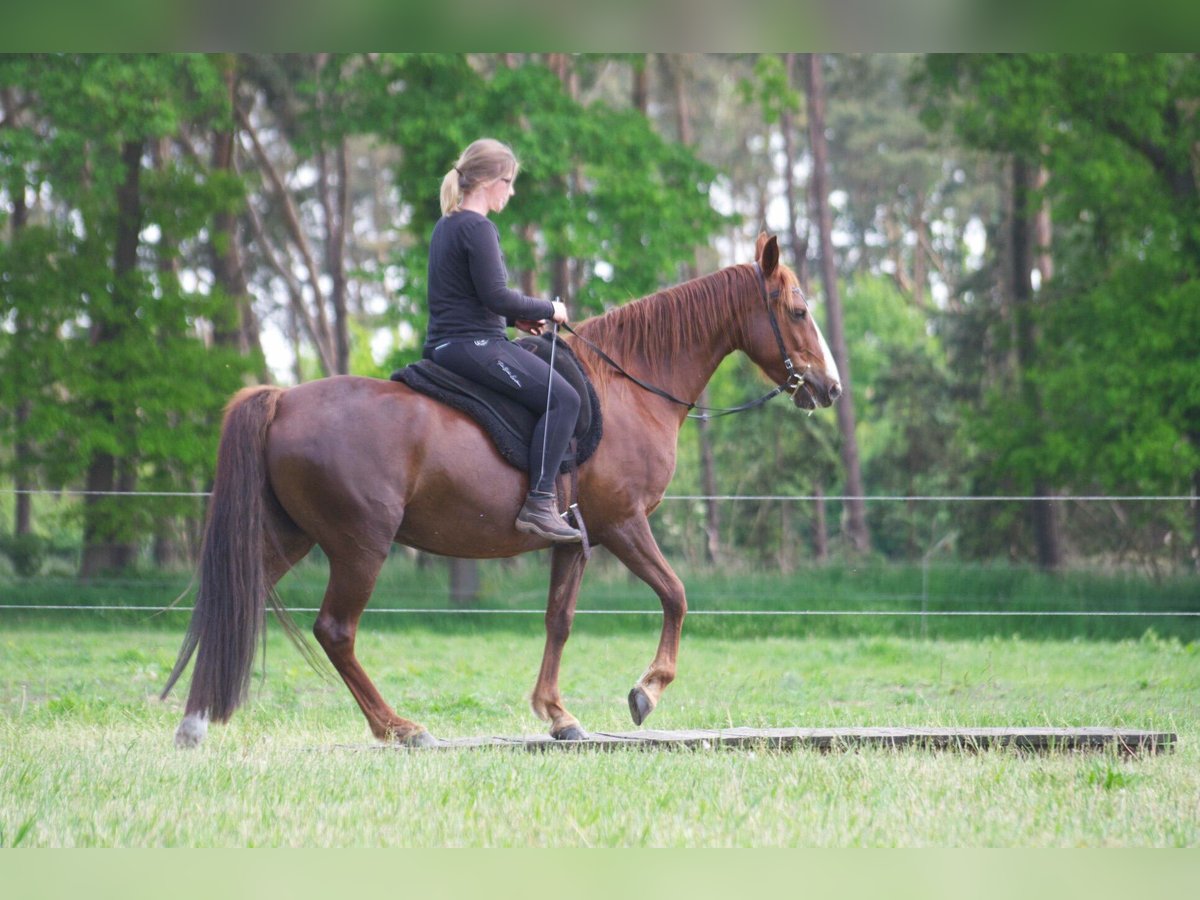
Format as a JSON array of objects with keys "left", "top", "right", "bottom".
[{"left": 813, "top": 318, "right": 841, "bottom": 386}]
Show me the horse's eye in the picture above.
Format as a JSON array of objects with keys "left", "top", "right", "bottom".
[{"left": 788, "top": 306, "right": 807, "bottom": 321}]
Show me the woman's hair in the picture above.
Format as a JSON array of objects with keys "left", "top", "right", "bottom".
[{"left": 440, "top": 138, "right": 519, "bottom": 216}]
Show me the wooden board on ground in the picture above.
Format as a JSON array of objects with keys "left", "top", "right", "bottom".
[{"left": 337, "top": 727, "right": 1175, "bottom": 756}]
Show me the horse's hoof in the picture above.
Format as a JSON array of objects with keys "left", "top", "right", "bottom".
[
  {"left": 400, "top": 729, "right": 440, "bottom": 749},
  {"left": 174, "top": 713, "right": 208, "bottom": 749},
  {"left": 553, "top": 725, "right": 588, "bottom": 742},
  {"left": 628, "top": 686, "right": 654, "bottom": 726}
]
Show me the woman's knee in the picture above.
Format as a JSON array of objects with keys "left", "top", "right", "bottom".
[{"left": 549, "top": 380, "right": 580, "bottom": 415}]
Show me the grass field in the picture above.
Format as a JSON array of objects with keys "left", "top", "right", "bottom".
[{"left": 2, "top": 558, "right": 1198, "bottom": 847}]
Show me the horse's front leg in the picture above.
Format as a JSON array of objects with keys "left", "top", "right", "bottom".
[
  {"left": 602, "top": 513, "right": 687, "bottom": 726},
  {"left": 531, "top": 542, "right": 589, "bottom": 740}
]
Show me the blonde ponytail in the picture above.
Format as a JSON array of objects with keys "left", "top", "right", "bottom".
[
  {"left": 439, "top": 168, "right": 463, "bottom": 216},
  {"left": 439, "top": 138, "right": 519, "bottom": 216}
]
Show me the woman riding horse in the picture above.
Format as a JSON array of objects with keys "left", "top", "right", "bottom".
[
  {"left": 426, "top": 138, "right": 580, "bottom": 543},
  {"left": 162, "top": 230, "right": 842, "bottom": 749}
]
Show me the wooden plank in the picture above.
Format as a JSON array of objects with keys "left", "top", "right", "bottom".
[{"left": 336, "top": 727, "right": 1175, "bottom": 756}]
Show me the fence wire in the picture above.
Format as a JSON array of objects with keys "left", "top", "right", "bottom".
[
  {"left": 2, "top": 488, "right": 1196, "bottom": 621},
  {"left": 2, "top": 489, "right": 1195, "bottom": 501},
  {"left": 0, "top": 604, "right": 1197, "bottom": 619}
]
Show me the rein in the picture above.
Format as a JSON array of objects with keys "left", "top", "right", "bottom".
[{"left": 561, "top": 263, "right": 808, "bottom": 421}]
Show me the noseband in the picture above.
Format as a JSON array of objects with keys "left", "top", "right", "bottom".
[{"left": 561, "top": 263, "right": 815, "bottom": 420}]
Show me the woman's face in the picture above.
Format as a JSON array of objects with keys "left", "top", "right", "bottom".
[{"left": 485, "top": 169, "right": 516, "bottom": 213}]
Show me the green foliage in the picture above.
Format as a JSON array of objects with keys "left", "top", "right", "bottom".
[
  {"left": 4, "top": 53, "right": 1198, "bottom": 572},
  {"left": 0, "top": 55, "right": 257, "bottom": 566},
  {"left": 918, "top": 53, "right": 1200, "bottom": 563},
  {"left": 366, "top": 54, "right": 727, "bottom": 365},
  {"left": 842, "top": 276, "right": 965, "bottom": 557},
  {"left": 739, "top": 54, "right": 801, "bottom": 125}
]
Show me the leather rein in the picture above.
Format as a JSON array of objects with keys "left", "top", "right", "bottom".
[{"left": 560, "top": 262, "right": 811, "bottom": 421}]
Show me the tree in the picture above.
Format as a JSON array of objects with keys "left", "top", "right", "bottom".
[
  {"left": 0, "top": 55, "right": 256, "bottom": 575},
  {"left": 920, "top": 53, "right": 1200, "bottom": 568},
  {"left": 806, "top": 53, "right": 871, "bottom": 554}
]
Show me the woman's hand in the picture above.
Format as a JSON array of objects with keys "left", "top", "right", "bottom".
[
  {"left": 550, "top": 300, "right": 569, "bottom": 324},
  {"left": 514, "top": 319, "right": 546, "bottom": 335}
]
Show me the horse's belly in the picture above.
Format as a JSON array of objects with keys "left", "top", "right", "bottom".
[{"left": 394, "top": 491, "right": 547, "bottom": 559}]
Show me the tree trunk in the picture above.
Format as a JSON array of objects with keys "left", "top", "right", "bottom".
[
  {"left": 665, "top": 54, "right": 721, "bottom": 565},
  {"left": 314, "top": 56, "right": 351, "bottom": 374},
  {"left": 632, "top": 55, "right": 649, "bottom": 115},
  {"left": 813, "top": 480, "right": 829, "bottom": 563},
  {"left": 14, "top": 397, "right": 31, "bottom": 538},
  {"left": 449, "top": 558, "right": 481, "bottom": 608},
  {"left": 805, "top": 54, "right": 870, "bottom": 554},
  {"left": 3, "top": 87, "right": 33, "bottom": 539},
  {"left": 209, "top": 55, "right": 269, "bottom": 381},
  {"left": 1191, "top": 441, "right": 1200, "bottom": 572},
  {"left": 911, "top": 189, "right": 928, "bottom": 308},
  {"left": 149, "top": 136, "right": 190, "bottom": 568},
  {"left": 779, "top": 499, "right": 794, "bottom": 574},
  {"left": 547, "top": 55, "right": 576, "bottom": 306},
  {"left": 781, "top": 54, "right": 810, "bottom": 289},
  {"left": 238, "top": 103, "right": 336, "bottom": 376},
  {"left": 80, "top": 138, "right": 143, "bottom": 578},
  {"left": 318, "top": 135, "right": 351, "bottom": 374},
  {"left": 1011, "top": 155, "right": 1062, "bottom": 571},
  {"left": 9, "top": 162, "right": 32, "bottom": 538}
]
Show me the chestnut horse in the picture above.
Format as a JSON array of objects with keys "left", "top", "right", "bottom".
[{"left": 162, "top": 235, "right": 841, "bottom": 747}]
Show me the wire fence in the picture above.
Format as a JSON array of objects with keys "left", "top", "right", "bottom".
[
  {"left": 0, "top": 604, "right": 1197, "bottom": 619},
  {"left": 3, "top": 489, "right": 1195, "bottom": 501},
  {"left": 1, "top": 488, "right": 1197, "bottom": 624}
]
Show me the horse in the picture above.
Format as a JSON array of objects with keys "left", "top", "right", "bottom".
[{"left": 162, "top": 234, "right": 842, "bottom": 747}]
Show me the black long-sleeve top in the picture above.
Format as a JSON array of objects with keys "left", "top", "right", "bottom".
[{"left": 424, "top": 210, "right": 555, "bottom": 352}]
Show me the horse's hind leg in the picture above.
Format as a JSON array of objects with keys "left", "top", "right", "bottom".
[
  {"left": 312, "top": 545, "right": 435, "bottom": 747},
  {"left": 602, "top": 514, "right": 688, "bottom": 726},
  {"left": 531, "top": 543, "right": 589, "bottom": 740}
]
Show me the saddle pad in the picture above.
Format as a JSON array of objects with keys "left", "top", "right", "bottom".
[{"left": 390, "top": 334, "right": 603, "bottom": 475}]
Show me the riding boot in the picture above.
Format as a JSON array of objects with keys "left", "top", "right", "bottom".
[{"left": 515, "top": 491, "right": 582, "bottom": 542}]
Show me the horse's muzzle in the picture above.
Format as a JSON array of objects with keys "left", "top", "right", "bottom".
[{"left": 793, "top": 373, "right": 841, "bottom": 409}]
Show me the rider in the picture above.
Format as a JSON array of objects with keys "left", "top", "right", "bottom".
[{"left": 424, "top": 138, "right": 582, "bottom": 543}]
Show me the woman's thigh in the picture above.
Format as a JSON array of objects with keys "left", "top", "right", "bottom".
[{"left": 432, "top": 339, "right": 563, "bottom": 413}]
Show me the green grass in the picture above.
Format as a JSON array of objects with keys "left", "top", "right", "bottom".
[{"left": 2, "top": 616, "right": 1198, "bottom": 847}]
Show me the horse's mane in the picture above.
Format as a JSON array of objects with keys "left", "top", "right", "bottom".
[{"left": 572, "top": 265, "right": 760, "bottom": 390}]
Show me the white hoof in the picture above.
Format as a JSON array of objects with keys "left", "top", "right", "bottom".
[{"left": 174, "top": 713, "right": 209, "bottom": 749}]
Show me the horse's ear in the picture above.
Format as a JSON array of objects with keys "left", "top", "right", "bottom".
[{"left": 757, "top": 234, "right": 780, "bottom": 277}]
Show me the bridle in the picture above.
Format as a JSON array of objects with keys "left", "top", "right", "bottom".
[
  {"left": 752, "top": 260, "right": 811, "bottom": 403},
  {"left": 560, "top": 262, "right": 816, "bottom": 421}
]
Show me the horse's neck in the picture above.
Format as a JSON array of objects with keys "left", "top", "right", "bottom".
[{"left": 584, "top": 268, "right": 746, "bottom": 412}]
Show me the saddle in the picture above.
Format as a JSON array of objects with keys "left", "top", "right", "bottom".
[{"left": 390, "top": 334, "right": 603, "bottom": 475}]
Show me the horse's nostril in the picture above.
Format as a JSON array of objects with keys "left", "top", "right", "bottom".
[{"left": 829, "top": 382, "right": 842, "bottom": 401}]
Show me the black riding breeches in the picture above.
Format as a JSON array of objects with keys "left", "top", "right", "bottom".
[{"left": 430, "top": 338, "right": 581, "bottom": 495}]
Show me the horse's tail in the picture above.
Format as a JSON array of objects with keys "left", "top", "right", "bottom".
[{"left": 161, "top": 385, "right": 285, "bottom": 723}]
